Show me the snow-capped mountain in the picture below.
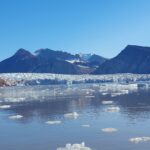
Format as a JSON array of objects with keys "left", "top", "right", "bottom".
[
  {"left": 78, "top": 53, "right": 93, "bottom": 61},
  {"left": 0, "top": 48, "right": 107, "bottom": 74}
]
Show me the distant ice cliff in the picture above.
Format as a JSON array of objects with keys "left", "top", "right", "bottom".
[{"left": 1, "top": 73, "right": 150, "bottom": 86}]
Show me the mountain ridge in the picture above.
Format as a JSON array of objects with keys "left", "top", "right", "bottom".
[
  {"left": 94, "top": 45, "right": 150, "bottom": 74},
  {"left": 0, "top": 48, "right": 107, "bottom": 74},
  {"left": 1, "top": 45, "right": 150, "bottom": 74}
]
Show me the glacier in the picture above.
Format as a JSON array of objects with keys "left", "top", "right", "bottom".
[{"left": 0, "top": 73, "right": 150, "bottom": 86}]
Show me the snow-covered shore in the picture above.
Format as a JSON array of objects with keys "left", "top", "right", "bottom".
[{"left": 1, "top": 73, "right": 150, "bottom": 86}]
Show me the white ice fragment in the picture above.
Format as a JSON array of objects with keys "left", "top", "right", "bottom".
[
  {"left": 4, "top": 97, "right": 26, "bottom": 102},
  {"left": 101, "top": 128, "right": 118, "bottom": 133},
  {"left": 81, "top": 124, "right": 90, "bottom": 128},
  {"left": 9, "top": 115, "right": 23, "bottom": 119},
  {"left": 85, "top": 95, "right": 95, "bottom": 98},
  {"left": 111, "top": 90, "right": 129, "bottom": 97},
  {"left": 36, "top": 80, "right": 40, "bottom": 84},
  {"left": 86, "top": 91, "right": 90, "bottom": 94},
  {"left": 129, "top": 137, "right": 150, "bottom": 144},
  {"left": 111, "top": 93, "right": 122, "bottom": 97},
  {"left": 56, "top": 142, "right": 92, "bottom": 150},
  {"left": 102, "top": 101, "right": 113, "bottom": 105},
  {"left": 0, "top": 105, "right": 11, "bottom": 109},
  {"left": 121, "top": 89, "right": 129, "bottom": 94},
  {"left": 101, "top": 93, "right": 108, "bottom": 96},
  {"left": 105, "top": 106, "right": 120, "bottom": 112},
  {"left": 64, "top": 112, "right": 79, "bottom": 119},
  {"left": 45, "top": 120, "right": 62, "bottom": 125}
]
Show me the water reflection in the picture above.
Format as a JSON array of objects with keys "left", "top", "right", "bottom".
[
  {"left": 0, "top": 83, "right": 150, "bottom": 122},
  {"left": 0, "top": 84, "right": 150, "bottom": 150}
]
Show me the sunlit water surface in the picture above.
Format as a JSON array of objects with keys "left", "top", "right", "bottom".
[{"left": 0, "top": 84, "right": 150, "bottom": 150}]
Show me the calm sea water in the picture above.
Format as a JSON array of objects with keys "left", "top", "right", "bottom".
[{"left": 0, "top": 84, "right": 150, "bottom": 150}]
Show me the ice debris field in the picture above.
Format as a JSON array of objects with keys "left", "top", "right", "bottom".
[
  {"left": 1, "top": 73, "right": 150, "bottom": 149},
  {"left": 56, "top": 142, "right": 92, "bottom": 150}
]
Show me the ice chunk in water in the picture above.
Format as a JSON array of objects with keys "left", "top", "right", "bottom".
[
  {"left": 9, "top": 115, "right": 23, "bottom": 119},
  {"left": 101, "top": 128, "right": 118, "bottom": 133},
  {"left": 111, "top": 93, "right": 122, "bottom": 97},
  {"left": 56, "top": 142, "right": 92, "bottom": 150},
  {"left": 64, "top": 112, "right": 79, "bottom": 119},
  {"left": 85, "top": 95, "right": 95, "bottom": 98},
  {"left": 81, "top": 125, "right": 90, "bottom": 128},
  {"left": 129, "top": 137, "right": 150, "bottom": 144},
  {"left": 105, "top": 106, "right": 120, "bottom": 112},
  {"left": 45, "top": 120, "right": 62, "bottom": 125},
  {"left": 0, "top": 105, "right": 11, "bottom": 109},
  {"left": 102, "top": 101, "right": 113, "bottom": 105},
  {"left": 101, "top": 92, "right": 108, "bottom": 96},
  {"left": 4, "top": 97, "right": 26, "bottom": 102}
]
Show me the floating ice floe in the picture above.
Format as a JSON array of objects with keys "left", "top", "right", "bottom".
[
  {"left": 81, "top": 124, "right": 90, "bottom": 128},
  {"left": 105, "top": 106, "right": 120, "bottom": 112},
  {"left": 101, "top": 128, "right": 118, "bottom": 133},
  {"left": 111, "top": 90, "right": 129, "bottom": 97},
  {"left": 129, "top": 137, "right": 150, "bottom": 144},
  {"left": 45, "top": 120, "right": 62, "bottom": 125},
  {"left": 86, "top": 91, "right": 90, "bottom": 94},
  {"left": 101, "top": 92, "right": 108, "bottom": 96},
  {"left": 56, "top": 142, "right": 92, "bottom": 150},
  {"left": 9, "top": 115, "right": 23, "bottom": 119},
  {"left": 64, "top": 112, "right": 79, "bottom": 119},
  {"left": 4, "top": 97, "right": 26, "bottom": 102},
  {"left": 111, "top": 93, "right": 120, "bottom": 97},
  {"left": 0, "top": 105, "right": 11, "bottom": 109},
  {"left": 102, "top": 101, "right": 113, "bottom": 105},
  {"left": 85, "top": 95, "right": 95, "bottom": 98}
]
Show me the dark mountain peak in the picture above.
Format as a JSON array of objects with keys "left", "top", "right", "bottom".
[
  {"left": 125, "top": 45, "right": 139, "bottom": 49},
  {"left": 88, "top": 54, "right": 107, "bottom": 65},
  {"left": 15, "top": 48, "right": 32, "bottom": 56},
  {"left": 0, "top": 47, "right": 105, "bottom": 74},
  {"left": 94, "top": 45, "right": 150, "bottom": 74},
  {"left": 34, "top": 48, "right": 69, "bottom": 56},
  {"left": 34, "top": 48, "right": 78, "bottom": 61},
  {"left": 90, "top": 54, "right": 106, "bottom": 60},
  {"left": 115, "top": 45, "right": 150, "bottom": 59},
  {"left": 122, "top": 45, "right": 150, "bottom": 53}
]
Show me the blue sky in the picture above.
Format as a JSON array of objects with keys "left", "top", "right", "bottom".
[{"left": 0, "top": 0, "right": 150, "bottom": 60}]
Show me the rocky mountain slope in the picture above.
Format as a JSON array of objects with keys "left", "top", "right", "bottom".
[
  {"left": 94, "top": 45, "right": 150, "bottom": 74},
  {"left": 0, "top": 48, "right": 107, "bottom": 74}
]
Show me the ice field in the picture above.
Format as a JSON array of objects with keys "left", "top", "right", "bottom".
[{"left": 1, "top": 75, "right": 150, "bottom": 149}]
